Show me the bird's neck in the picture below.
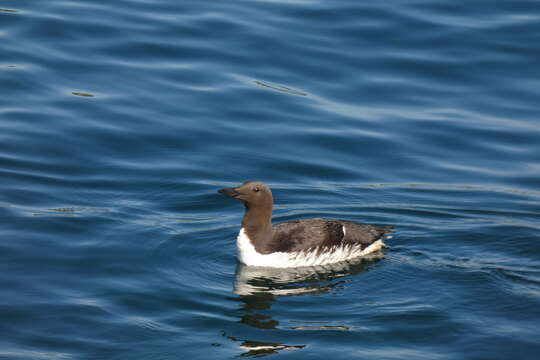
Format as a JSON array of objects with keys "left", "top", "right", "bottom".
[{"left": 242, "top": 203, "right": 273, "bottom": 253}]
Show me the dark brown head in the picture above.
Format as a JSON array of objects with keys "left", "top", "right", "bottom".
[
  {"left": 218, "top": 181, "right": 274, "bottom": 252},
  {"left": 218, "top": 181, "right": 273, "bottom": 210}
]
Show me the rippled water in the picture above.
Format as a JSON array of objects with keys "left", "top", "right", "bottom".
[{"left": 1, "top": 0, "right": 540, "bottom": 359}]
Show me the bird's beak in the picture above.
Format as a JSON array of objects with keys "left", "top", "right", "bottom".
[{"left": 218, "top": 187, "right": 242, "bottom": 198}]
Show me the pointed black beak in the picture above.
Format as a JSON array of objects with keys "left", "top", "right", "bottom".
[{"left": 218, "top": 187, "right": 241, "bottom": 198}]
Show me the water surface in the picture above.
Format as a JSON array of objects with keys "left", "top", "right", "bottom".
[{"left": 1, "top": 0, "right": 539, "bottom": 359}]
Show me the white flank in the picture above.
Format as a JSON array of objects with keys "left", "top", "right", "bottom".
[{"left": 236, "top": 228, "right": 386, "bottom": 268}]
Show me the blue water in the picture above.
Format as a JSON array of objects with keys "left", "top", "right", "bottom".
[{"left": 1, "top": 0, "right": 540, "bottom": 359}]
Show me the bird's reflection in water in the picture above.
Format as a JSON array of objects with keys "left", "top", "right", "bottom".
[
  {"left": 224, "top": 252, "right": 384, "bottom": 357},
  {"left": 222, "top": 331, "right": 306, "bottom": 358}
]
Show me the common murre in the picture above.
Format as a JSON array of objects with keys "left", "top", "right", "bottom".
[{"left": 219, "top": 181, "right": 392, "bottom": 268}]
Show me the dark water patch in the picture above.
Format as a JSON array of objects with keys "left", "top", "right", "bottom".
[
  {"left": 254, "top": 80, "right": 308, "bottom": 96},
  {"left": 71, "top": 91, "right": 95, "bottom": 97}
]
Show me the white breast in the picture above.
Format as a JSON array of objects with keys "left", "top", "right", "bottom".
[{"left": 236, "top": 228, "right": 385, "bottom": 268}]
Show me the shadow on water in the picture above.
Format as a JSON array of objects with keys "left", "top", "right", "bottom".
[{"left": 224, "top": 253, "right": 384, "bottom": 357}]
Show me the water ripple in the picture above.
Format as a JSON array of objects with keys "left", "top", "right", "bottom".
[{"left": 2, "top": 0, "right": 540, "bottom": 359}]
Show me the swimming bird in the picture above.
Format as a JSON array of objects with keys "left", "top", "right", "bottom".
[{"left": 219, "top": 181, "right": 392, "bottom": 268}]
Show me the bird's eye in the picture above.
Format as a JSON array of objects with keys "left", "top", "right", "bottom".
[{"left": 253, "top": 187, "right": 260, "bottom": 192}]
